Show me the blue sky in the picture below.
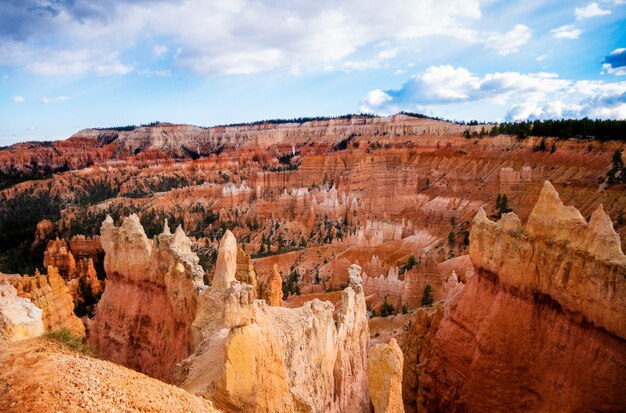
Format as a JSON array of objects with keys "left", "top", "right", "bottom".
[{"left": 1, "top": 0, "right": 625, "bottom": 144}]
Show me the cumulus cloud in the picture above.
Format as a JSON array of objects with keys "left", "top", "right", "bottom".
[
  {"left": 40, "top": 96, "right": 69, "bottom": 104},
  {"left": 485, "top": 24, "right": 532, "bottom": 55},
  {"left": 602, "top": 48, "right": 626, "bottom": 76},
  {"left": 551, "top": 25, "right": 582, "bottom": 40},
  {"left": 575, "top": 2, "right": 611, "bottom": 20},
  {"left": 361, "top": 65, "right": 626, "bottom": 120},
  {"left": 0, "top": 0, "right": 489, "bottom": 76},
  {"left": 11, "top": 95, "right": 24, "bottom": 103}
]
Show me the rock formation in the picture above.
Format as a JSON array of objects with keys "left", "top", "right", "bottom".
[
  {"left": 261, "top": 264, "right": 284, "bottom": 306},
  {"left": 182, "top": 248, "right": 370, "bottom": 412},
  {"left": 90, "top": 215, "right": 205, "bottom": 383},
  {"left": 43, "top": 238, "right": 76, "bottom": 278},
  {"left": 0, "top": 283, "right": 44, "bottom": 343},
  {"left": 90, "top": 215, "right": 370, "bottom": 412},
  {"left": 396, "top": 306, "right": 442, "bottom": 413},
  {"left": 235, "top": 245, "right": 258, "bottom": 296},
  {"left": 67, "top": 257, "right": 102, "bottom": 308},
  {"left": 471, "top": 181, "right": 625, "bottom": 338},
  {"left": 368, "top": 338, "right": 405, "bottom": 413},
  {"left": 0, "top": 268, "right": 85, "bottom": 338},
  {"left": 42, "top": 237, "right": 102, "bottom": 308},
  {"left": 416, "top": 181, "right": 626, "bottom": 412}
]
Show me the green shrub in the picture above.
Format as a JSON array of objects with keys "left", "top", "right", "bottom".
[{"left": 46, "top": 329, "right": 91, "bottom": 355}]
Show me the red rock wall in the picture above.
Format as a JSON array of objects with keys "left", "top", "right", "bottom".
[{"left": 410, "top": 182, "right": 626, "bottom": 412}]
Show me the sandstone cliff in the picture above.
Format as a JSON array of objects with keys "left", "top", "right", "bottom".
[
  {"left": 43, "top": 237, "right": 102, "bottom": 312},
  {"left": 181, "top": 243, "right": 370, "bottom": 413},
  {"left": 90, "top": 215, "right": 205, "bottom": 382},
  {"left": 261, "top": 264, "right": 284, "bottom": 306},
  {"left": 0, "top": 283, "right": 44, "bottom": 343},
  {"left": 416, "top": 181, "right": 626, "bottom": 412},
  {"left": 0, "top": 268, "right": 85, "bottom": 338},
  {"left": 368, "top": 338, "right": 405, "bottom": 413},
  {"left": 91, "top": 217, "right": 370, "bottom": 412}
]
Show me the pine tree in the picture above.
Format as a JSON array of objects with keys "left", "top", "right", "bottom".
[
  {"left": 380, "top": 296, "right": 395, "bottom": 317},
  {"left": 421, "top": 284, "right": 434, "bottom": 307}
]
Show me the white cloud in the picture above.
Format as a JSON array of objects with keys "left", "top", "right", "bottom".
[
  {"left": 364, "top": 89, "right": 392, "bottom": 109},
  {"left": 551, "top": 25, "right": 582, "bottom": 40},
  {"left": 139, "top": 69, "right": 172, "bottom": 77},
  {"left": 95, "top": 62, "right": 134, "bottom": 76},
  {"left": 485, "top": 24, "right": 532, "bottom": 55},
  {"left": 24, "top": 49, "right": 133, "bottom": 76},
  {"left": 153, "top": 45, "right": 168, "bottom": 58},
  {"left": 0, "top": 0, "right": 488, "bottom": 76},
  {"left": 338, "top": 48, "right": 399, "bottom": 72},
  {"left": 603, "top": 63, "right": 626, "bottom": 76},
  {"left": 12, "top": 96, "right": 25, "bottom": 103},
  {"left": 536, "top": 54, "right": 548, "bottom": 61},
  {"left": 575, "top": 2, "right": 611, "bottom": 20},
  {"left": 361, "top": 65, "right": 626, "bottom": 120},
  {"left": 40, "top": 96, "right": 69, "bottom": 104},
  {"left": 602, "top": 48, "right": 626, "bottom": 76}
]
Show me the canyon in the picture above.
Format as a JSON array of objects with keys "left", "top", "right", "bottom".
[{"left": 0, "top": 114, "right": 624, "bottom": 412}]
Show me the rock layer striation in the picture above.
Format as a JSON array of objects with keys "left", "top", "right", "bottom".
[{"left": 417, "top": 181, "right": 626, "bottom": 412}]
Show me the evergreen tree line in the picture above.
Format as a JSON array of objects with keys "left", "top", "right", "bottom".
[{"left": 494, "top": 118, "right": 626, "bottom": 141}]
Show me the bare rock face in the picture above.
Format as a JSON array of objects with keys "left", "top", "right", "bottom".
[
  {"left": 43, "top": 238, "right": 76, "bottom": 279},
  {"left": 470, "top": 181, "right": 626, "bottom": 338},
  {"left": 0, "top": 283, "right": 44, "bottom": 343},
  {"left": 67, "top": 257, "right": 102, "bottom": 307},
  {"left": 368, "top": 338, "right": 405, "bottom": 413},
  {"left": 418, "top": 181, "right": 626, "bottom": 412},
  {"left": 1, "top": 268, "right": 85, "bottom": 338},
  {"left": 396, "top": 306, "right": 442, "bottom": 413},
  {"left": 235, "top": 246, "right": 258, "bottom": 296},
  {"left": 43, "top": 237, "right": 102, "bottom": 308},
  {"left": 91, "top": 215, "right": 370, "bottom": 411},
  {"left": 261, "top": 264, "right": 284, "bottom": 306},
  {"left": 180, "top": 242, "right": 370, "bottom": 412},
  {"left": 90, "top": 215, "right": 205, "bottom": 383}
]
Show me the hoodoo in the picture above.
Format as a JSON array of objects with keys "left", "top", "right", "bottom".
[
  {"left": 90, "top": 215, "right": 204, "bottom": 382},
  {"left": 413, "top": 181, "right": 626, "bottom": 412},
  {"left": 90, "top": 216, "right": 371, "bottom": 412}
]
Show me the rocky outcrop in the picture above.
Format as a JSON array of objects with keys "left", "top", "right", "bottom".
[
  {"left": 90, "top": 215, "right": 204, "bottom": 383},
  {"left": 396, "top": 306, "right": 443, "bottom": 413},
  {"left": 417, "top": 181, "right": 626, "bottom": 412},
  {"left": 43, "top": 238, "right": 76, "bottom": 279},
  {"left": 368, "top": 338, "right": 405, "bottom": 413},
  {"left": 0, "top": 268, "right": 85, "bottom": 338},
  {"left": 67, "top": 257, "right": 102, "bottom": 310},
  {"left": 261, "top": 264, "right": 284, "bottom": 306},
  {"left": 0, "top": 283, "right": 44, "bottom": 343},
  {"left": 235, "top": 245, "right": 258, "bottom": 296},
  {"left": 470, "top": 181, "right": 626, "bottom": 338},
  {"left": 42, "top": 237, "right": 102, "bottom": 308},
  {"left": 92, "top": 217, "right": 370, "bottom": 411},
  {"left": 181, "top": 245, "right": 370, "bottom": 413}
]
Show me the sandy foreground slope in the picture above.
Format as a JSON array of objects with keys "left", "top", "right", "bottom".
[{"left": 0, "top": 338, "right": 220, "bottom": 413}]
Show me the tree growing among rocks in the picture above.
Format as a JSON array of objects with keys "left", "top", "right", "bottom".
[{"left": 421, "top": 284, "right": 434, "bottom": 307}]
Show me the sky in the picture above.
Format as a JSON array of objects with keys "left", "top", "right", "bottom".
[{"left": 0, "top": 0, "right": 625, "bottom": 145}]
